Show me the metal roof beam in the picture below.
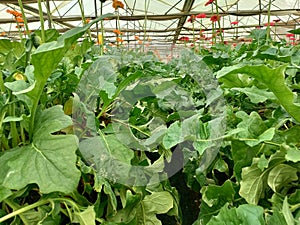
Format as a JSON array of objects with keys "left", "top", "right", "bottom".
[{"left": 172, "top": 0, "right": 195, "bottom": 44}]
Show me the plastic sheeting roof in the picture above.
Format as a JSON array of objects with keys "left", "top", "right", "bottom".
[{"left": 0, "top": 0, "right": 299, "bottom": 47}]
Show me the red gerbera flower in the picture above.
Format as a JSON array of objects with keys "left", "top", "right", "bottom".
[
  {"left": 205, "top": 0, "right": 215, "bottom": 6},
  {"left": 178, "top": 36, "right": 189, "bottom": 42},
  {"left": 210, "top": 15, "right": 221, "bottom": 23},
  {"left": 231, "top": 21, "right": 238, "bottom": 25},
  {"left": 264, "top": 21, "right": 275, "bottom": 26},
  {"left": 286, "top": 33, "right": 295, "bottom": 38},
  {"left": 196, "top": 13, "right": 207, "bottom": 19}
]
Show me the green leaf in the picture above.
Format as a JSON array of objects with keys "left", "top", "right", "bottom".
[
  {"left": 79, "top": 134, "right": 134, "bottom": 185},
  {"left": 94, "top": 175, "right": 118, "bottom": 213},
  {"left": 239, "top": 152, "right": 286, "bottom": 204},
  {"left": 108, "top": 190, "right": 140, "bottom": 224},
  {"left": 136, "top": 191, "right": 174, "bottom": 225},
  {"left": 288, "top": 28, "right": 300, "bottom": 35},
  {"left": 282, "top": 197, "right": 295, "bottom": 225},
  {"left": 231, "top": 140, "right": 258, "bottom": 182},
  {"left": 0, "top": 185, "right": 12, "bottom": 202},
  {"left": 245, "top": 128, "right": 275, "bottom": 147},
  {"left": 0, "top": 106, "right": 80, "bottom": 193},
  {"left": 267, "top": 164, "right": 298, "bottom": 193},
  {"left": 201, "top": 180, "right": 235, "bottom": 208},
  {"left": 232, "top": 111, "right": 274, "bottom": 147},
  {"left": 285, "top": 147, "right": 300, "bottom": 163},
  {"left": 31, "top": 14, "right": 113, "bottom": 83},
  {"left": 163, "top": 121, "right": 182, "bottom": 149},
  {"left": 217, "top": 64, "right": 300, "bottom": 123},
  {"left": 34, "top": 29, "right": 60, "bottom": 43},
  {"left": 282, "top": 125, "right": 300, "bottom": 145},
  {"left": 78, "top": 56, "right": 119, "bottom": 100},
  {"left": 2, "top": 115, "right": 24, "bottom": 123},
  {"left": 257, "top": 154, "right": 269, "bottom": 171},
  {"left": 232, "top": 86, "right": 276, "bottom": 103},
  {"left": 239, "top": 159, "right": 269, "bottom": 204},
  {"left": 267, "top": 210, "right": 288, "bottom": 225},
  {"left": 206, "top": 204, "right": 265, "bottom": 225},
  {"left": 74, "top": 206, "right": 96, "bottom": 225},
  {"left": 249, "top": 28, "right": 267, "bottom": 41}
]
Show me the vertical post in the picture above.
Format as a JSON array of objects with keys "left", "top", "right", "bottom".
[
  {"left": 94, "top": 0, "right": 99, "bottom": 38},
  {"left": 46, "top": 0, "right": 52, "bottom": 28},
  {"left": 236, "top": 1, "right": 238, "bottom": 40},
  {"left": 258, "top": 0, "right": 262, "bottom": 27}
]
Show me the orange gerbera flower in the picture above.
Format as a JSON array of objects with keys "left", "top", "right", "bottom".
[
  {"left": 113, "top": 29, "right": 123, "bottom": 35},
  {"left": 16, "top": 24, "right": 24, "bottom": 28},
  {"left": 6, "top": 9, "right": 22, "bottom": 17},
  {"left": 16, "top": 17, "right": 24, "bottom": 23},
  {"left": 0, "top": 32, "right": 6, "bottom": 36},
  {"left": 112, "top": 0, "right": 124, "bottom": 10},
  {"left": 116, "top": 37, "right": 124, "bottom": 43},
  {"left": 134, "top": 36, "right": 140, "bottom": 40}
]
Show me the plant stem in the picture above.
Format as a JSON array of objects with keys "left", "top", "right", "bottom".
[
  {"left": 9, "top": 96, "right": 20, "bottom": 147},
  {"left": 20, "top": 120, "right": 26, "bottom": 145},
  {"left": 78, "top": 0, "right": 92, "bottom": 41},
  {"left": 0, "top": 71, "right": 5, "bottom": 93},
  {"left": 17, "top": 0, "right": 29, "bottom": 35},
  {"left": 29, "top": 81, "right": 44, "bottom": 141},
  {"left": 0, "top": 199, "right": 49, "bottom": 224},
  {"left": 100, "top": 1, "right": 104, "bottom": 55},
  {"left": 116, "top": 10, "right": 121, "bottom": 46},
  {"left": 0, "top": 197, "right": 81, "bottom": 223},
  {"left": 192, "top": 21, "right": 195, "bottom": 52},
  {"left": 214, "top": 0, "right": 224, "bottom": 43},
  {"left": 143, "top": 0, "right": 150, "bottom": 51},
  {"left": 37, "top": 0, "right": 45, "bottom": 43},
  {"left": 266, "top": 0, "right": 272, "bottom": 44}
]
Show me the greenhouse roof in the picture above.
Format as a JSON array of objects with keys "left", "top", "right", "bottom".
[{"left": 0, "top": 0, "right": 300, "bottom": 48}]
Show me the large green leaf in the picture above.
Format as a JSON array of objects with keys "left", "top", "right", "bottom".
[
  {"left": 77, "top": 56, "right": 119, "bottom": 101},
  {"left": 205, "top": 204, "right": 265, "bottom": 225},
  {"left": 267, "top": 164, "right": 298, "bottom": 193},
  {"left": 31, "top": 14, "right": 113, "bottom": 83},
  {"left": 267, "top": 210, "right": 288, "bottom": 225},
  {"left": 230, "top": 111, "right": 275, "bottom": 147},
  {"left": 217, "top": 64, "right": 300, "bottom": 122},
  {"left": 201, "top": 180, "right": 235, "bottom": 208},
  {"left": 231, "top": 140, "right": 259, "bottom": 182},
  {"left": 79, "top": 134, "right": 134, "bottom": 185},
  {"left": 0, "top": 106, "right": 80, "bottom": 193},
  {"left": 232, "top": 86, "right": 276, "bottom": 104},
  {"left": 239, "top": 152, "right": 286, "bottom": 204},
  {"left": 107, "top": 191, "right": 174, "bottom": 225},
  {"left": 136, "top": 191, "right": 174, "bottom": 225},
  {"left": 239, "top": 158, "right": 270, "bottom": 205},
  {"left": 73, "top": 206, "right": 96, "bottom": 225}
]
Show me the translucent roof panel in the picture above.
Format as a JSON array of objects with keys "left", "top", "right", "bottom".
[{"left": 0, "top": 0, "right": 299, "bottom": 47}]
